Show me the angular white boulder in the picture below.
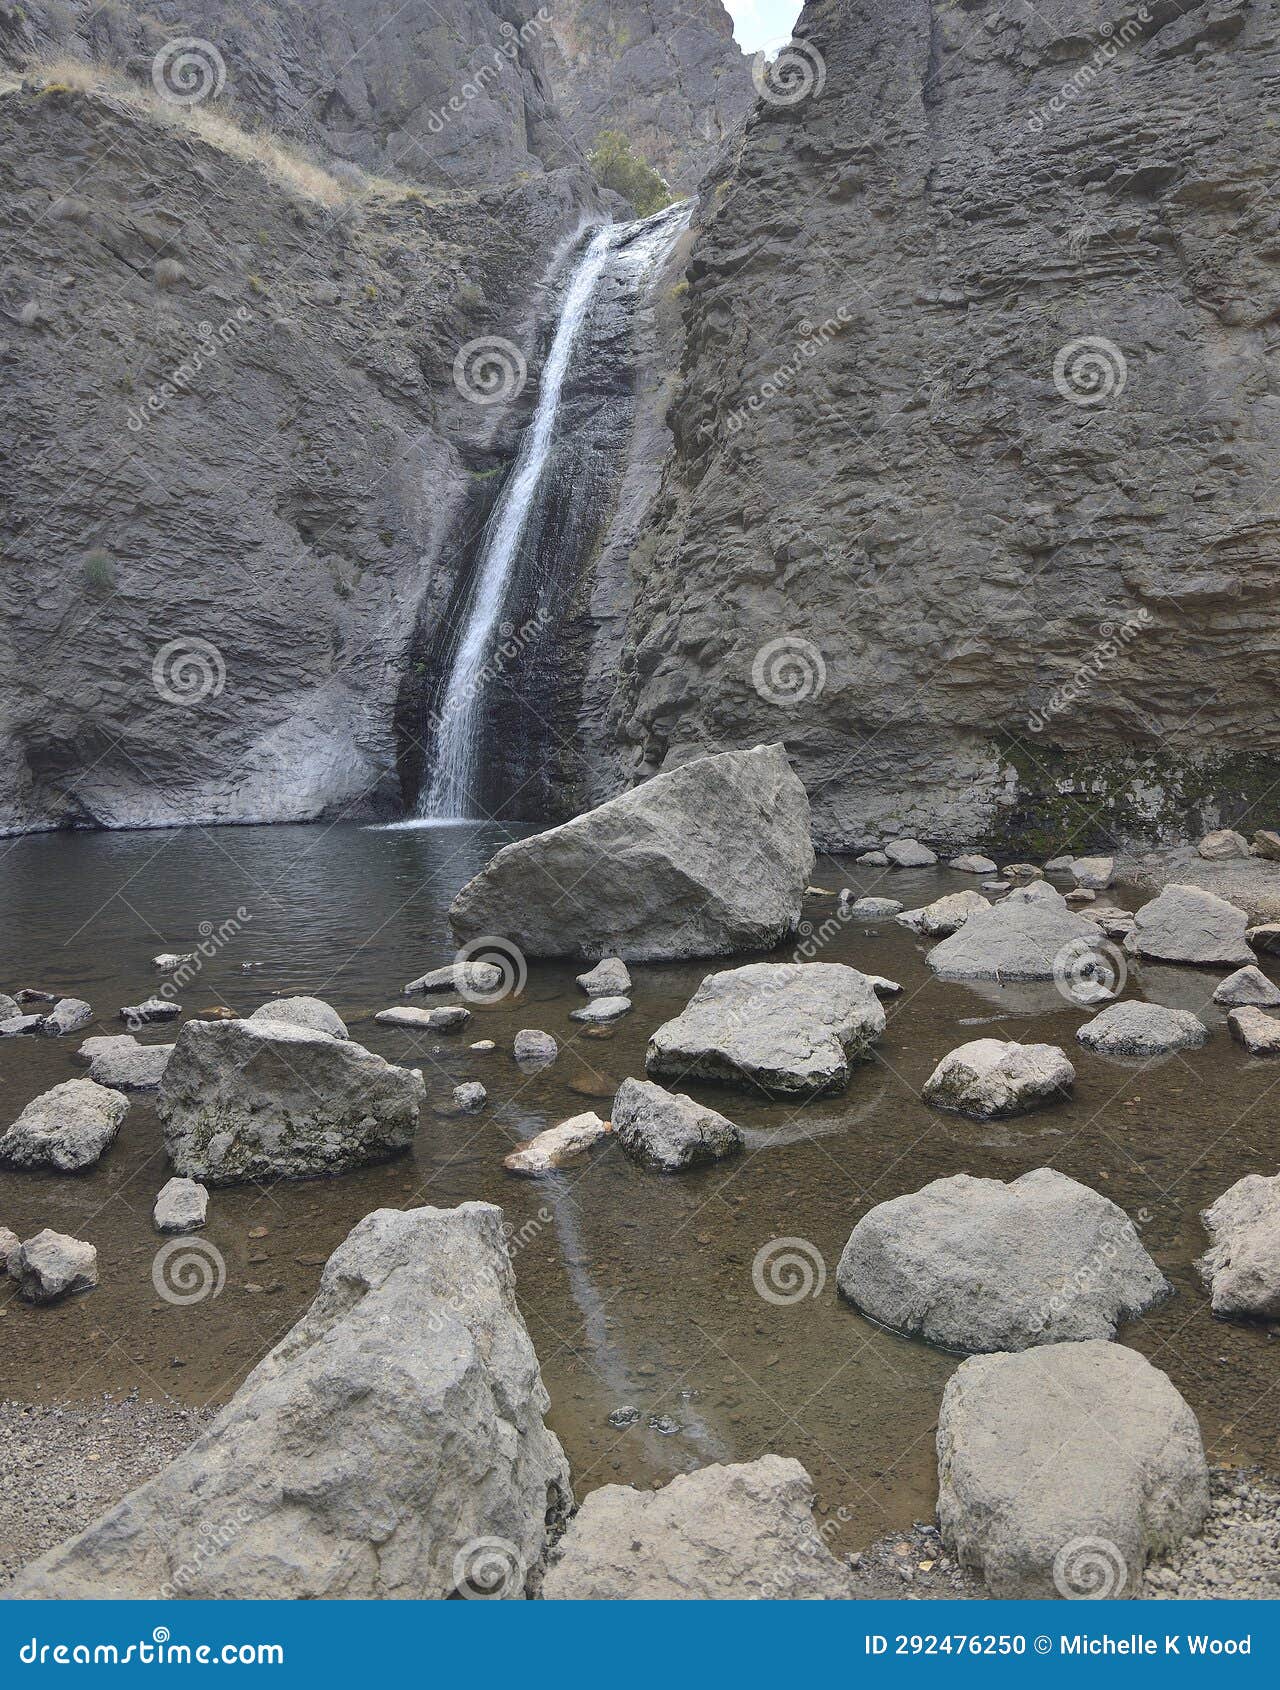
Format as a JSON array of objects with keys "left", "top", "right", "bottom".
[
  {"left": 248, "top": 996, "right": 348, "bottom": 1039},
  {"left": 120, "top": 997, "right": 182, "bottom": 1026},
  {"left": 8, "top": 1204, "right": 572, "bottom": 1597},
  {"left": 503, "top": 1113, "right": 611, "bottom": 1177},
  {"left": 837, "top": 1169, "right": 1168, "bottom": 1353},
  {"left": 569, "top": 996, "right": 631, "bottom": 1024},
  {"left": 611, "top": 1078, "right": 743, "bottom": 1172},
  {"left": 543, "top": 1456, "right": 851, "bottom": 1600},
  {"left": 646, "top": 962, "right": 885, "bottom": 1096},
  {"left": 8, "top": 1229, "right": 98, "bottom": 1304},
  {"left": 897, "top": 889, "right": 989, "bottom": 938},
  {"left": 404, "top": 961, "right": 503, "bottom": 996},
  {"left": 1228, "top": 1006, "right": 1280, "bottom": 1056},
  {"left": 157, "top": 1019, "right": 425, "bottom": 1184},
  {"left": 1212, "top": 965, "right": 1280, "bottom": 1007},
  {"left": 1076, "top": 1001, "right": 1209, "bottom": 1057},
  {"left": 937, "top": 1342, "right": 1209, "bottom": 1598},
  {"left": 1130, "top": 884, "right": 1253, "bottom": 966},
  {"left": 153, "top": 1176, "right": 209, "bottom": 1233},
  {"left": 1072, "top": 855, "right": 1115, "bottom": 890},
  {"left": 926, "top": 885, "right": 1104, "bottom": 981},
  {"left": 576, "top": 958, "right": 632, "bottom": 998},
  {"left": 449, "top": 744, "right": 814, "bottom": 962},
  {"left": 1197, "top": 1173, "right": 1280, "bottom": 1321},
  {"left": 375, "top": 1005, "right": 470, "bottom": 1031},
  {"left": 0, "top": 1079, "right": 129, "bottom": 1173},
  {"left": 922, "top": 1039, "right": 1074, "bottom": 1119}
]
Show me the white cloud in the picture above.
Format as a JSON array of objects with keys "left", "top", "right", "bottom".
[{"left": 723, "top": 0, "right": 805, "bottom": 55}]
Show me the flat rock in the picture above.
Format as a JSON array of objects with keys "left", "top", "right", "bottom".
[
  {"left": 981, "top": 879, "right": 1010, "bottom": 894},
  {"left": 0, "top": 1078, "right": 129, "bottom": 1173},
  {"left": 926, "top": 885, "right": 1104, "bottom": 981},
  {"left": 504, "top": 1113, "right": 610, "bottom": 1177},
  {"left": 543, "top": 1456, "right": 851, "bottom": 1600},
  {"left": 38, "top": 998, "right": 93, "bottom": 1037},
  {"left": 937, "top": 1342, "right": 1209, "bottom": 1597},
  {"left": 514, "top": 1029, "right": 558, "bottom": 1070},
  {"left": 949, "top": 854, "right": 998, "bottom": 874},
  {"left": 1130, "top": 884, "right": 1254, "bottom": 966},
  {"left": 837, "top": 1169, "right": 1168, "bottom": 1353},
  {"left": 1077, "top": 1001, "right": 1209, "bottom": 1057},
  {"left": 576, "top": 958, "right": 632, "bottom": 998},
  {"left": 841, "top": 895, "right": 902, "bottom": 917},
  {"left": 8, "top": 1204, "right": 571, "bottom": 1597},
  {"left": 612, "top": 1077, "right": 743, "bottom": 1172},
  {"left": 153, "top": 1176, "right": 209, "bottom": 1234},
  {"left": 922, "top": 1039, "right": 1074, "bottom": 1119},
  {"left": 449, "top": 744, "right": 814, "bottom": 962},
  {"left": 153, "top": 953, "right": 196, "bottom": 971},
  {"left": 1001, "top": 863, "right": 1043, "bottom": 883},
  {"left": 897, "top": 889, "right": 988, "bottom": 937},
  {"left": 375, "top": 1005, "right": 470, "bottom": 1031},
  {"left": 452, "top": 1081, "right": 487, "bottom": 1113},
  {"left": 1072, "top": 855, "right": 1115, "bottom": 890},
  {"left": 8, "top": 1229, "right": 98, "bottom": 1304},
  {"left": 120, "top": 997, "right": 182, "bottom": 1025},
  {"left": 404, "top": 961, "right": 503, "bottom": 996},
  {"left": 157, "top": 1019, "right": 424, "bottom": 1184},
  {"left": 569, "top": 995, "right": 631, "bottom": 1024},
  {"left": 1090, "top": 904, "right": 1135, "bottom": 938},
  {"left": 1197, "top": 1174, "right": 1280, "bottom": 1321},
  {"left": 646, "top": 962, "right": 884, "bottom": 1096},
  {"left": 77, "top": 1034, "right": 174, "bottom": 1091},
  {"left": 1064, "top": 887, "right": 1096, "bottom": 903},
  {"left": 1198, "top": 829, "right": 1249, "bottom": 860},
  {"left": 1212, "top": 965, "right": 1280, "bottom": 1007},
  {"left": 248, "top": 996, "right": 349, "bottom": 1039},
  {"left": 1, "top": 1013, "right": 47, "bottom": 1036},
  {"left": 469, "top": 1039, "right": 496, "bottom": 1052},
  {"left": 884, "top": 837, "right": 936, "bottom": 866},
  {"left": 856, "top": 850, "right": 889, "bottom": 865},
  {"left": 1228, "top": 1006, "right": 1280, "bottom": 1056}
]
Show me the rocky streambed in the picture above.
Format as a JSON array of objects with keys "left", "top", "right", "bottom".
[{"left": 2, "top": 796, "right": 1280, "bottom": 1594}]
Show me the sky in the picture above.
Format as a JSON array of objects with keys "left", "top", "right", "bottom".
[{"left": 723, "top": 0, "right": 805, "bottom": 54}]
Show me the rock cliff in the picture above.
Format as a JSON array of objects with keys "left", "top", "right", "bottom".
[
  {"left": 543, "top": 0, "right": 755, "bottom": 190},
  {"left": 610, "top": 0, "right": 1280, "bottom": 850}
]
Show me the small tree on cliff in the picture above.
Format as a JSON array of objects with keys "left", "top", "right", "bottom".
[{"left": 588, "top": 131, "right": 672, "bottom": 218}]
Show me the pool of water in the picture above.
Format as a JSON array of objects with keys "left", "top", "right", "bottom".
[{"left": 1, "top": 823, "right": 1277, "bottom": 1552}]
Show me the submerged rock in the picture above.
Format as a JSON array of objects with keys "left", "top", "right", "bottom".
[
  {"left": 153, "top": 953, "right": 196, "bottom": 972},
  {"left": 884, "top": 838, "right": 936, "bottom": 866},
  {"left": 157, "top": 1019, "right": 424, "bottom": 1184},
  {"left": 375, "top": 1005, "right": 470, "bottom": 1031},
  {"left": 646, "top": 962, "right": 884, "bottom": 1096},
  {"left": 926, "top": 886, "right": 1102, "bottom": 981},
  {"left": 77, "top": 1034, "right": 174, "bottom": 1091},
  {"left": 1077, "top": 1001, "right": 1209, "bottom": 1057},
  {"left": 8, "top": 1229, "right": 98, "bottom": 1304},
  {"left": 8, "top": 1204, "right": 571, "bottom": 1597},
  {"left": 248, "top": 996, "right": 348, "bottom": 1039},
  {"left": 1212, "top": 965, "right": 1280, "bottom": 1007},
  {"left": 837, "top": 1169, "right": 1168, "bottom": 1353},
  {"left": 577, "top": 958, "right": 632, "bottom": 998},
  {"left": 543, "top": 1456, "right": 851, "bottom": 1600},
  {"left": 503, "top": 1113, "right": 611, "bottom": 1177},
  {"left": 0, "top": 1079, "right": 129, "bottom": 1173},
  {"left": 922, "top": 1039, "right": 1074, "bottom": 1119},
  {"left": 449, "top": 745, "right": 814, "bottom": 962},
  {"left": 1228, "top": 1006, "right": 1280, "bottom": 1056},
  {"left": 153, "top": 1176, "right": 209, "bottom": 1234},
  {"left": 842, "top": 895, "right": 903, "bottom": 918},
  {"left": 1197, "top": 1173, "right": 1280, "bottom": 1321},
  {"left": 937, "top": 1342, "right": 1209, "bottom": 1598},
  {"left": 1130, "top": 884, "right": 1253, "bottom": 966},
  {"left": 611, "top": 1077, "right": 743, "bottom": 1172}
]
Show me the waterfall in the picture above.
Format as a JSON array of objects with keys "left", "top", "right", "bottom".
[{"left": 416, "top": 202, "right": 691, "bottom": 822}]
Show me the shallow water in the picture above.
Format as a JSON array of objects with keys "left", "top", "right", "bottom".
[{"left": 1, "top": 824, "right": 1277, "bottom": 1551}]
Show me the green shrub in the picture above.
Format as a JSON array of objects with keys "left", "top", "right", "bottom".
[
  {"left": 587, "top": 131, "right": 672, "bottom": 219},
  {"left": 82, "top": 549, "right": 115, "bottom": 591}
]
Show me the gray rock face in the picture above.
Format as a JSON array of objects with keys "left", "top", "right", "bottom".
[
  {"left": 1249, "top": 924, "right": 1280, "bottom": 955},
  {"left": 0, "top": 1226, "right": 18, "bottom": 1266},
  {"left": 1227, "top": 1006, "right": 1280, "bottom": 1057},
  {"left": 922, "top": 1039, "right": 1074, "bottom": 1119},
  {"left": 1253, "top": 830, "right": 1280, "bottom": 863},
  {"left": 248, "top": 997, "right": 348, "bottom": 1039},
  {"left": 884, "top": 838, "right": 937, "bottom": 867},
  {"left": 1213, "top": 965, "right": 1280, "bottom": 1007},
  {"left": 1130, "top": 885, "right": 1254, "bottom": 966},
  {"left": 8, "top": 1203, "right": 572, "bottom": 1597},
  {"left": 0, "top": 993, "right": 18, "bottom": 1020},
  {"left": 1197, "top": 1174, "right": 1280, "bottom": 1322},
  {"left": 543, "top": 0, "right": 755, "bottom": 192},
  {"left": 569, "top": 995, "right": 632, "bottom": 1023},
  {"left": 38, "top": 998, "right": 93, "bottom": 1036},
  {"left": 837, "top": 1169, "right": 1168, "bottom": 1354},
  {"left": 157, "top": 1019, "right": 424, "bottom": 1185},
  {"left": 577, "top": 957, "right": 632, "bottom": 997},
  {"left": 611, "top": 1076, "right": 743, "bottom": 1171},
  {"left": 8, "top": 1229, "right": 98, "bottom": 1304},
  {"left": 543, "top": 1455, "right": 851, "bottom": 1600},
  {"left": 77, "top": 1035, "right": 173, "bottom": 1091},
  {"left": 450, "top": 745, "right": 814, "bottom": 961},
  {"left": 0, "top": 1079, "right": 129, "bottom": 1173},
  {"left": 646, "top": 961, "right": 885, "bottom": 1095},
  {"left": 1, "top": 1014, "right": 47, "bottom": 1036},
  {"left": 1077, "top": 1001, "right": 1209, "bottom": 1058},
  {"left": 938, "top": 1342, "right": 1210, "bottom": 1598},
  {"left": 153, "top": 1177, "right": 209, "bottom": 1234},
  {"left": 926, "top": 886, "right": 1104, "bottom": 981}
]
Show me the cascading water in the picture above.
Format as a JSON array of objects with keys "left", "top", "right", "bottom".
[{"left": 415, "top": 201, "right": 691, "bottom": 822}]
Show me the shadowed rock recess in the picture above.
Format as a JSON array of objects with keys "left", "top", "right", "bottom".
[{"left": 609, "top": 0, "right": 1280, "bottom": 849}]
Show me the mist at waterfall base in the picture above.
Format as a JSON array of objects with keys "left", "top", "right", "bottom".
[{"left": 386, "top": 203, "right": 691, "bottom": 831}]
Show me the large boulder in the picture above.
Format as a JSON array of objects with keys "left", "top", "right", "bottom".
[
  {"left": 937, "top": 1342, "right": 1210, "bottom": 1598},
  {"left": 8, "top": 1229, "right": 98, "bottom": 1304},
  {"left": 922, "top": 1039, "right": 1074, "bottom": 1119},
  {"left": 157, "top": 1019, "right": 424, "bottom": 1185},
  {"left": 0, "top": 1079, "right": 129, "bottom": 1173},
  {"left": 926, "top": 885, "right": 1104, "bottom": 981},
  {"left": 1197, "top": 1174, "right": 1280, "bottom": 1321},
  {"left": 1076, "top": 1001, "right": 1209, "bottom": 1057},
  {"left": 837, "top": 1169, "right": 1168, "bottom": 1353},
  {"left": 9, "top": 1205, "right": 570, "bottom": 1598},
  {"left": 248, "top": 997, "right": 348, "bottom": 1039},
  {"left": 1072, "top": 856, "right": 1115, "bottom": 890},
  {"left": 611, "top": 1078, "right": 743, "bottom": 1171},
  {"left": 1129, "top": 884, "right": 1254, "bottom": 966},
  {"left": 542, "top": 1456, "right": 851, "bottom": 1600},
  {"left": 646, "top": 962, "right": 884, "bottom": 1096},
  {"left": 449, "top": 744, "right": 814, "bottom": 962}
]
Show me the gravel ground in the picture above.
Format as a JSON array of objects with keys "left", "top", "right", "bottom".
[
  {"left": 1144, "top": 1470, "right": 1280, "bottom": 1599},
  {"left": 0, "top": 1395, "right": 210, "bottom": 1586}
]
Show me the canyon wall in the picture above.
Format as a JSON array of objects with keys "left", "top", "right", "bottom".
[{"left": 610, "top": 0, "right": 1280, "bottom": 850}]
